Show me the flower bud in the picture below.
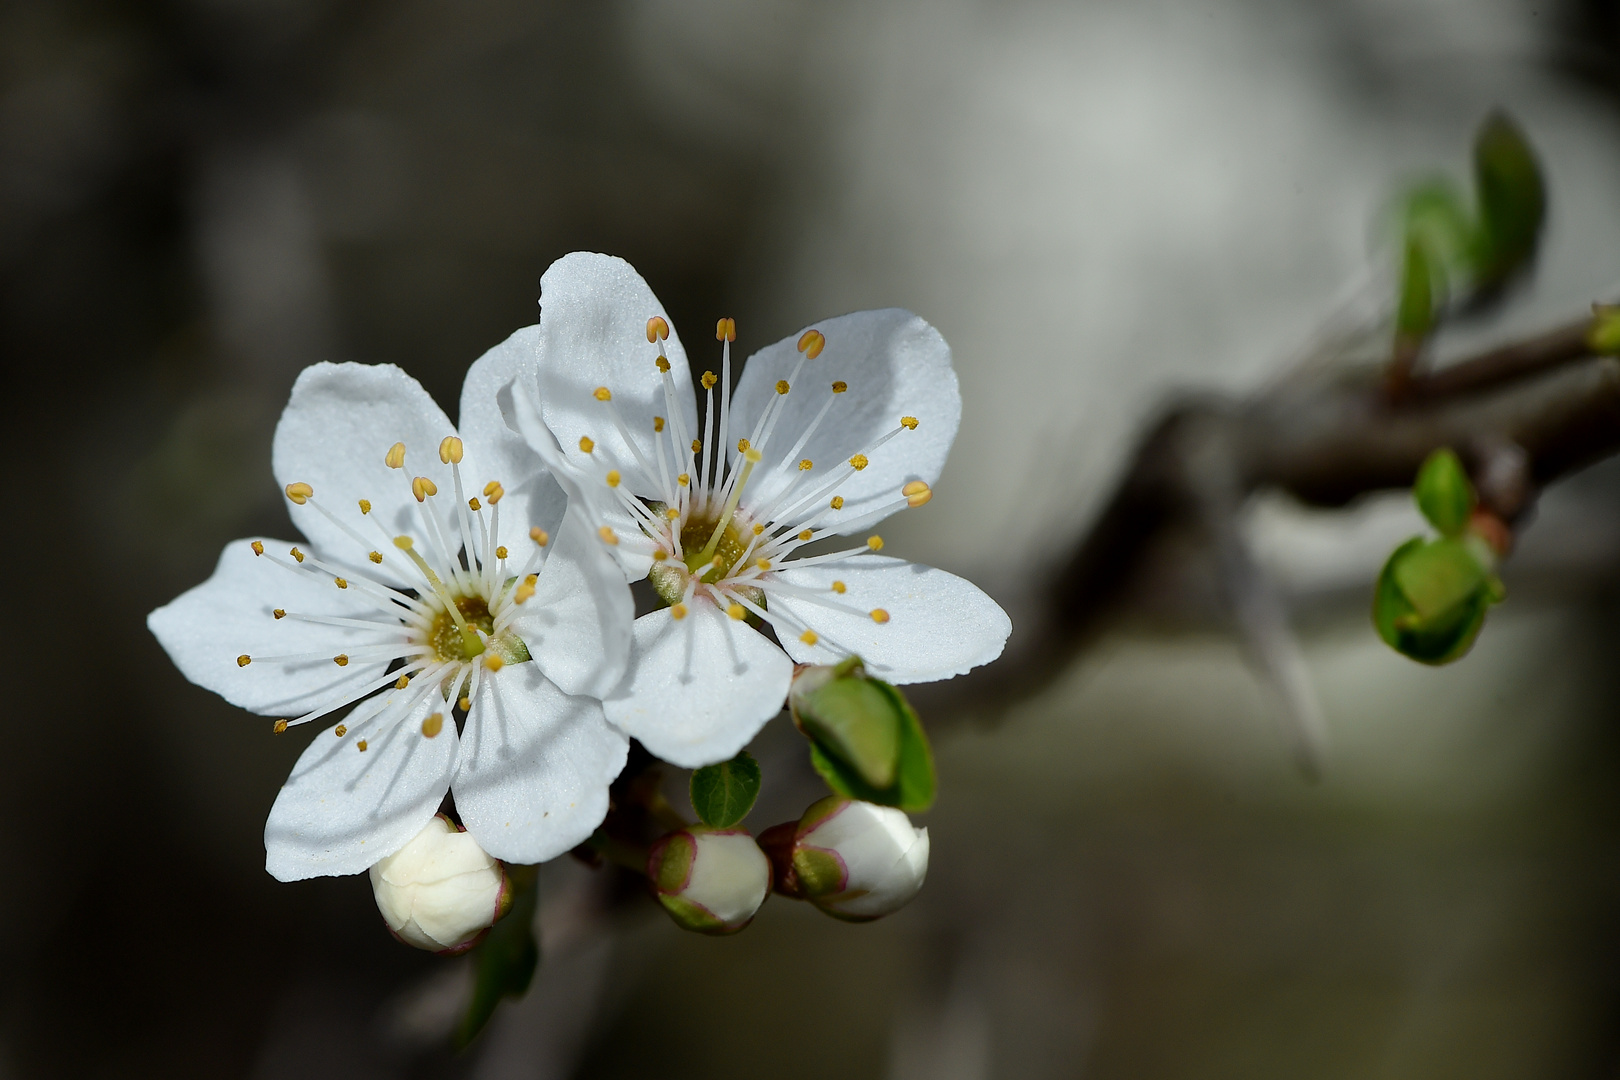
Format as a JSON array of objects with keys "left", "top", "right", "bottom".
[
  {"left": 369, "top": 815, "right": 512, "bottom": 954},
  {"left": 789, "top": 797, "right": 929, "bottom": 922},
  {"left": 646, "top": 826, "right": 771, "bottom": 935}
]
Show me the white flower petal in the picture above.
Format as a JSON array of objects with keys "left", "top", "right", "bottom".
[
  {"left": 264, "top": 693, "right": 460, "bottom": 881},
  {"left": 728, "top": 310, "right": 959, "bottom": 535},
  {"left": 772, "top": 556, "right": 1010, "bottom": 683},
  {"left": 505, "top": 511, "right": 633, "bottom": 699},
  {"left": 604, "top": 601, "right": 793, "bottom": 768},
  {"left": 273, "top": 363, "right": 473, "bottom": 587},
  {"left": 453, "top": 661, "right": 628, "bottom": 864},
  {"left": 525, "top": 252, "right": 697, "bottom": 502},
  {"left": 148, "top": 537, "right": 401, "bottom": 716},
  {"left": 459, "top": 325, "right": 569, "bottom": 544}
]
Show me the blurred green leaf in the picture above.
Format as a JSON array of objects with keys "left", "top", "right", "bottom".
[
  {"left": 456, "top": 865, "right": 539, "bottom": 1050},
  {"left": 1472, "top": 110, "right": 1545, "bottom": 285},
  {"left": 1396, "top": 234, "right": 1440, "bottom": 342},
  {"left": 809, "top": 681, "right": 935, "bottom": 812},
  {"left": 797, "top": 676, "right": 903, "bottom": 788},
  {"left": 1588, "top": 304, "right": 1620, "bottom": 355},
  {"left": 1413, "top": 448, "right": 1475, "bottom": 536},
  {"left": 1372, "top": 537, "right": 1497, "bottom": 666},
  {"left": 689, "top": 751, "right": 762, "bottom": 828},
  {"left": 1401, "top": 179, "right": 1475, "bottom": 279}
]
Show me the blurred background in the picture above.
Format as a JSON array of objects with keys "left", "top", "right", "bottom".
[{"left": 4, "top": 0, "right": 1620, "bottom": 1076}]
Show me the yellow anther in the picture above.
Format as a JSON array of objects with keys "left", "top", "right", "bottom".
[
  {"left": 830, "top": 496, "right": 844, "bottom": 510},
  {"left": 606, "top": 470, "right": 622, "bottom": 488},
  {"left": 396, "top": 675, "right": 411, "bottom": 689},
  {"left": 900, "top": 416, "right": 919, "bottom": 430},
  {"left": 903, "top": 480, "right": 932, "bottom": 507},
  {"left": 744, "top": 447, "right": 762, "bottom": 463},
  {"left": 438, "top": 435, "right": 464, "bottom": 464},
  {"left": 458, "top": 697, "right": 470, "bottom": 711},
  {"left": 671, "top": 603, "right": 689, "bottom": 620},
  {"left": 579, "top": 435, "right": 595, "bottom": 454},
  {"left": 647, "top": 315, "right": 670, "bottom": 342},
  {"left": 799, "top": 459, "right": 813, "bottom": 471},
  {"left": 728, "top": 602, "right": 746, "bottom": 620},
  {"left": 654, "top": 416, "right": 666, "bottom": 432},
  {"left": 273, "top": 720, "right": 288, "bottom": 734},
  {"left": 800, "top": 629, "right": 820, "bottom": 645},
  {"left": 831, "top": 381, "right": 847, "bottom": 394},
  {"left": 483, "top": 480, "right": 505, "bottom": 504},
  {"left": 335, "top": 724, "right": 347, "bottom": 737},
  {"left": 736, "top": 438, "right": 750, "bottom": 453},
  {"left": 237, "top": 654, "right": 251, "bottom": 667},
  {"left": 273, "top": 608, "right": 286, "bottom": 619},
  {"left": 691, "top": 439, "right": 702, "bottom": 453},
  {"left": 871, "top": 609, "right": 890, "bottom": 623},
  {"left": 677, "top": 473, "right": 690, "bottom": 487},
  {"left": 776, "top": 380, "right": 791, "bottom": 395},
  {"left": 411, "top": 476, "right": 437, "bottom": 501},
  {"left": 654, "top": 547, "right": 669, "bottom": 561},
  {"left": 484, "top": 653, "right": 505, "bottom": 672},
  {"left": 385, "top": 442, "right": 406, "bottom": 469},
  {"left": 334, "top": 654, "right": 349, "bottom": 666},
  {"left": 867, "top": 535, "right": 884, "bottom": 551},
  {"left": 334, "top": 578, "right": 348, "bottom": 589},
  {"left": 666, "top": 507, "right": 680, "bottom": 520},
  {"left": 756, "top": 557, "right": 771, "bottom": 571},
  {"left": 798, "top": 529, "right": 813, "bottom": 541},
  {"left": 369, "top": 551, "right": 382, "bottom": 563},
  {"left": 422, "top": 713, "right": 443, "bottom": 738},
  {"left": 285, "top": 482, "right": 313, "bottom": 505},
  {"left": 290, "top": 547, "right": 305, "bottom": 563},
  {"left": 594, "top": 386, "right": 612, "bottom": 401},
  {"left": 598, "top": 526, "right": 619, "bottom": 546},
  {"left": 656, "top": 357, "right": 671, "bottom": 373},
  {"left": 716, "top": 317, "right": 736, "bottom": 342},
  {"left": 513, "top": 573, "right": 538, "bottom": 605},
  {"left": 752, "top": 523, "right": 765, "bottom": 535},
  {"left": 495, "top": 545, "right": 508, "bottom": 560},
  {"left": 251, "top": 541, "right": 264, "bottom": 556},
  {"left": 701, "top": 371, "right": 718, "bottom": 390},
  {"left": 831, "top": 580, "right": 846, "bottom": 594},
  {"left": 530, "top": 527, "right": 549, "bottom": 546},
  {"left": 357, "top": 740, "right": 368, "bottom": 752},
  {"left": 468, "top": 497, "right": 481, "bottom": 511},
  {"left": 797, "top": 329, "right": 826, "bottom": 359},
  {"left": 358, "top": 498, "right": 372, "bottom": 514},
  {"left": 849, "top": 454, "right": 869, "bottom": 471}
]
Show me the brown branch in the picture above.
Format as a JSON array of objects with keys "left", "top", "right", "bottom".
[{"left": 1403, "top": 317, "right": 1595, "bottom": 401}]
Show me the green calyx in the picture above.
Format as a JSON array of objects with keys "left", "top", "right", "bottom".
[{"left": 791, "top": 847, "right": 845, "bottom": 899}]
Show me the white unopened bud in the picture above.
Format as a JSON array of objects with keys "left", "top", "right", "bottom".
[
  {"left": 646, "top": 826, "right": 771, "bottom": 935},
  {"left": 369, "top": 815, "right": 512, "bottom": 954},
  {"left": 791, "top": 797, "right": 929, "bottom": 922}
]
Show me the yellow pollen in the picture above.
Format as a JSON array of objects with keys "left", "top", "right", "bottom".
[
  {"left": 579, "top": 436, "right": 595, "bottom": 454},
  {"left": 797, "top": 329, "right": 826, "bottom": 359},
  {"left": 831, "top": 581, "right": 846, "bottom": 594},
  {"left": 335, "top": 724, "right": 347, "bottom": 737},
  {"left": 495, "top": 545, "right": 508, "bottom": 560},
  {"left": 831, "top": 496, "right": 844, "bottom": 510},
  {"left": 752, "top": 523, "right": 765, "bottom": 535},
  {"left": 832, "top": 381, "right": 847, "bottom": 394},
  {"left": 654, "top": 547, "right": 669, "bottom": 561},
  {"left": 867, "top": 535, "right": 884, "bottom": 550},
  {"left": 654, "top": 416, "right": 666, "bottom": 432},
  {"left": 871, "top": 609, "right": 890, "bottom": 623},
  {"left": 468, "top": 497, "right": 481, "bottom": 511},
  {"left": 736, "top": 438, "right": 751, "bottom": 453},
  {"left": 284, "top": 482, "right": 313, "bottom": 504},
  {"left": 606, "top": 470, "right": 621, "bottom": 488},
  {"left": 647, "top": 315, "right": 669, "bottom": 342},
  {"left": 237, "top": 654, "right": 251, "bottom": 667},
  {"left": 396, "top": 675, "right": 411, "bottom": 689},
  {"left": 484, "top": 653, "right": 505, "bottom": 672},
  {"left": 677, "top": 473, "right": 690, "bottom": 486},
  {"left": 357, "top": 740, "right": 368, "bottom": 752},
  {"left": 438, "top": 436, "right": 464, "bottom": 464},
  {"left": 530, "top": 527, "right": 549, "bottom": 546},
  {"left": 900, "top": 416, "right": 919, "bottom": 430},
  {"left": 716, "top": 317, "right": 736, "bottom": 342},
  {"left": 799, "top": 529, "right": 814, "bottom": 541},
  {"left": 728, "top": 603, "right": 746, "bottom": 620},
  {"left": 756, "top": 557, "right": 771, "bottom": 570},
  {"left": 458, "top": 697, "right": 470, "bottom": 711},
  {"left": 666, "top": 507, "right": 680, "bottom": 520},
  {"left": 671, "top": 603, "right": 688, "bottom": 620},
  {"left": 251, "top": 541, "right": 264, "bottom": 556},
  {"left": 903, "top": 480, "right": 932, "bottom": 507},
  {"left": 594, "top": 386, "right": 612, "bottom": 401},
  {"left": 483, "top": 480, "right": 505, "bottom": 504},
  {"left": 513, "top": 573, "right": 538, "bottom": 605},
  {"left": 656, "top": 357, "right": 671, "bottom": 373},
  {"left": 800, "top": 629, "right": 819, "bottom": 645},
  {"left": 691, "top": 439, "right": 702, "bottom": 453},
  {"left": 598, "top": 526, "right": 619, "bottom": 546},
  {"left": 385, "top": 442, "right": 406, "bottom": 469},
  {"left": 411, "top": 476, "right": 437, "bottom": 501},
  {"left": 368, "top": 551, "right": 382, "bottom": 563},
  {"left": 849, "top": 454, "right": 869, "bottom": 471},
  {"left": 799, "top": 459, "right": 813, "bottom": 471},
  {"left": 702, "top": 371, "right": 718, "bottom": 390},
  {"left": 334, "top": 654, "right": 349, "bottom": 666},
  {"left": 273, "top": 720, "right": 288, "bottom": 734},
  {"left": 776, "top": 379, "right": 790, "bottom": 395},
  {"left": 334, "top": 578, "right": 348, "bottom": 590},
  {"left": 422, "top": 713, "right": 443, "bottom": 738},
  {"left": 358, "top": 499, "right": 372, "bottom": 514},
  {"left": 290, "top": 547, "right": 305, "bottom": 563},
  {"left": 273, "top": 608, "right": 285, "bottom": 619}
]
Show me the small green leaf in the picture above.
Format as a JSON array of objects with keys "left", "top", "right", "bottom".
[
  {"left": 1392, "top": 536, "right": 1486, "bottom": 619},
  {"left": 1472, "top": 110, "right": 1545, "bottom": 285},
  {"left": 1400, "top": 179, "right": 1476, "bottom": 274},
  {"left": 1372, "top": 537, "right": 1496, "bottom": 666},
  {"left": 1413, "top": 447, "right": 1475, "bottom": 536},
  {"left": 456, "top": 865, "right": 540, "bottom": 1049},
  {"left": 808, "top": 681, "right": 935, "bottom": 812},
  {"left": 689, "top": 751, "right": 762, "bottom": 828},
  {"left": 797, "top": 677, "right": 903, "bottom": 788},
  {"left": 1588, "top": 305, "right": 1620, "bottom": 355},
  {"left": 1396, "top": 234, "right": 1439, "bottom": 342}
]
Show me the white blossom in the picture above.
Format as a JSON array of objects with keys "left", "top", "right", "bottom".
[{"left": 791, "top": 797, "right": 929, "bottom": 922}]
